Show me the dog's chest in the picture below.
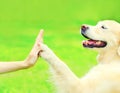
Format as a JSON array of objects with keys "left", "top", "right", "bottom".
[{"left": 80, "top": 63, "right": 120, "bottom": 93}]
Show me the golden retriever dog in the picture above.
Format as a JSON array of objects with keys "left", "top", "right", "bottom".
[{"left": 39, "top": 20, "right": 120, "bottom": 93}]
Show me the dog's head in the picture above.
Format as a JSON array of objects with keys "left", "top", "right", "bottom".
[{"left": 81, "top": 20, "right": 120, "bottom": 53}]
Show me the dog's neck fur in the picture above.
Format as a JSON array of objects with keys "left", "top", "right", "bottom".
[{"left": 97, "top": 47, "right": 120, "bottom": 64}]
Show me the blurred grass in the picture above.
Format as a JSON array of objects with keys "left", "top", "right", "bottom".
[{"left": 0, "top": 0, "right": 120, "bottom": 92}]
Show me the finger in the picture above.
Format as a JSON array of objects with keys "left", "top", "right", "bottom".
[{"left": 36, "top": 29, "right": 44, "bottom": 42}]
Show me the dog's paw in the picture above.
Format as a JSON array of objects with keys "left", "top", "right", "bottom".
[{"left": 39, "top": 43, "right": 55, "bottom": 61}]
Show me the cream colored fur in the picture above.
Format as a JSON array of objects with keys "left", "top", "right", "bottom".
[{"left": 40, "top": 20, "right": 120, "bottom": 93}]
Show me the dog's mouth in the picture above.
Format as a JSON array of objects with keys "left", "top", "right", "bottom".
[{"left": 82, "top": 34, "right": 107, "bottom": 48}]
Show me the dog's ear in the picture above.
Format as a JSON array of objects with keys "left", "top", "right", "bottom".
[
  {"left": 117, "top": 46, "right": 120, "bottom": 56},
  {"left": 117, "top": 37, "right": 120, "bottom": 56}
]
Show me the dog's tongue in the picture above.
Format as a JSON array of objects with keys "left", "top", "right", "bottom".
[
  {"left": 87, "top": 39, "right": 97, "bottom": 44},
  {"left": 83, "top": 39, "right": 106, "bottom": 48}
]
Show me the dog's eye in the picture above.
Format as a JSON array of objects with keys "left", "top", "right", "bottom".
[{"left": 101, "top": 26, "right": 107, "bottom": 29}]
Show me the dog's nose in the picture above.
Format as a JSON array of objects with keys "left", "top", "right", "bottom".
[{"left": 81, "top": 25, "right": 89, "bottom": 32}]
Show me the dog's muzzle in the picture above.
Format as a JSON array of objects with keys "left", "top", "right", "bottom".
[{"left": 80, "top": 25, "right": 107, "bottom": 48}]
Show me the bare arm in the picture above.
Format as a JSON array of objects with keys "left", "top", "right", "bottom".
[{"left": 0, "top": 30, "right": 43, "bottom": 74}]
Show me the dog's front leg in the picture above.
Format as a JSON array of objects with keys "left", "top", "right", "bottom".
[{"left": 40, "top": 44, "right": 80, "bottom": 92}]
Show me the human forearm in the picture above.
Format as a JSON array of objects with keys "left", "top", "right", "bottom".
[{"left": 0, "top": 61, "right": 26, "bottom": 73}]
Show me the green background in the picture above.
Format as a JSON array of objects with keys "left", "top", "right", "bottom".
[{"left": 0, "top": 0, "right": 120, "bottom": 93}]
